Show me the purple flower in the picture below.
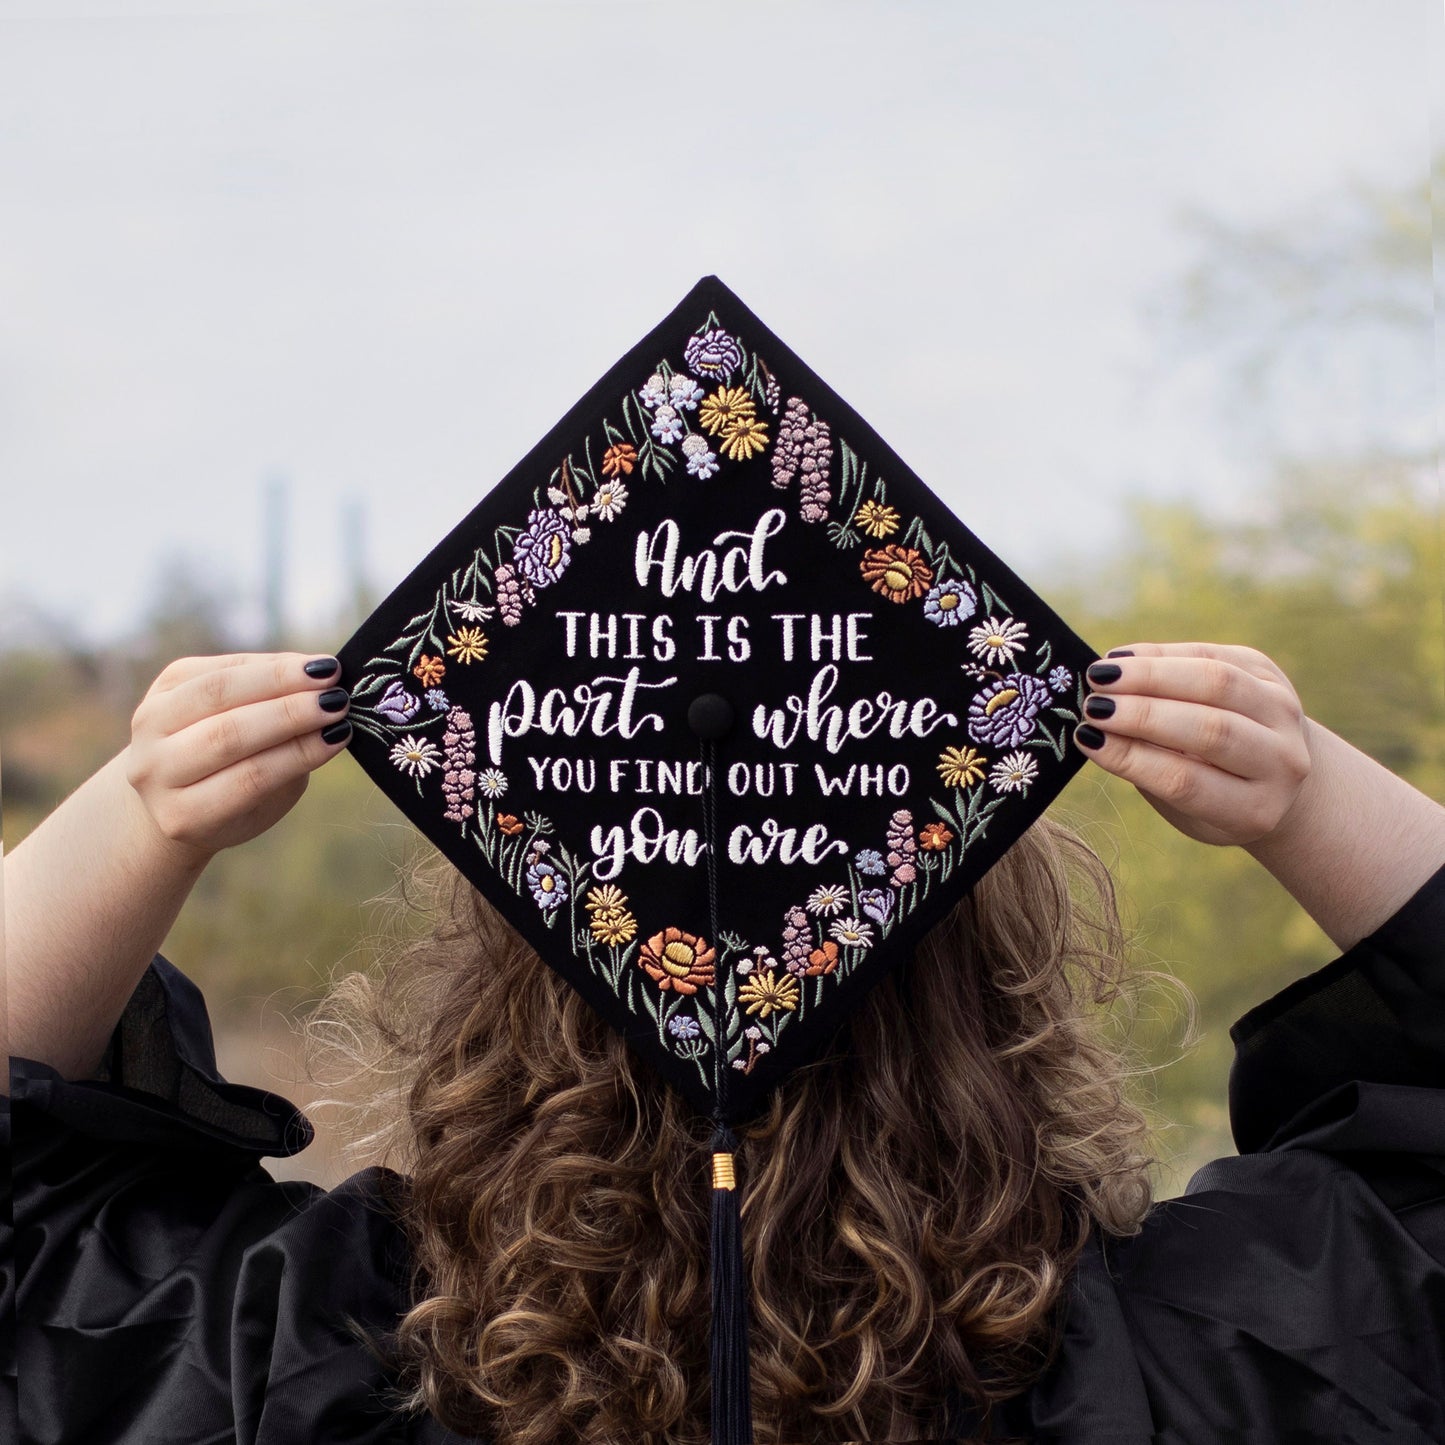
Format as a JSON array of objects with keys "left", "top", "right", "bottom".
[
  {"left": 441, "top": 706, "right": 477, "bottom": 825},
  {"left": 513, "top": 508, "right": 572, "bottom": 589},
  {"left": 781, "top": 904, "right": 811, "bottom": 976},
  {"left": 494, "top": 562, "right": 525, "bottom": 625},
  {"left": 923, "top": 577, "right": 978, "bottom": 628},
  {"left": 684, "top": 327, "right": 744, "bottom": 382},
  {"left": 526, "top": 859, "right": 568, "bottom": 911},
  {"left": 377, "top": 680, "right": 421, "bottom": 724},
  {"left": 854, "top": 847, "right": 886, "bottom": 876},
  {"left": 885, "top": 809, "right": 917, "bottom": 888},
  {"left": 426, "top": 687, "right": 450, "bottom": 711},
  {"left": 859, "top": 888, "right": 894, "bottom": 926},
  {"left": 667, "top": 1014, "right": 701, "bottom": 1040},
  {"left": 1048, "top": 665, "right": 1073, "bottom": 694},
  {"left": 968, "top": 672, "right": 1052, "bottom": 749}
]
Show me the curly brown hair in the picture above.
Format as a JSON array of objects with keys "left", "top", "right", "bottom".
[{"left": 301, "top": 814, "right": 1182, "bottom": 1443}]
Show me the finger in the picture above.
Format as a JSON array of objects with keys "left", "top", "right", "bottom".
[
  {"left": 1078, "top": 692, "right": 1287, "bottom": 781},
  {"left": 1072, "top": 724, "right": 1261, "bottom": 820},
  {"left": 157, "top": 687, "right": 351, "bottom": 788},
  {"left": 1097, "top": 641, "right": 1287, "bottom": 687},
  {"left": 1083, "top": 654, "right": 1300, "bottom": 731},
  {"left": 163, "top": 725, "right": 348, "bottom": 833},
  {"left": 149, "top": 653, "right": 342, "bottom": 735}
]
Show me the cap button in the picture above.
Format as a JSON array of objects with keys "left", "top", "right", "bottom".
[{"left": 687, "top": 692, "right": 735, "bottom": 741}]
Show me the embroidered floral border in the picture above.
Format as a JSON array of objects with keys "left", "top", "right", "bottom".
[{"left": 347, "top": 314, "right": 1084, "bottom": 1095}]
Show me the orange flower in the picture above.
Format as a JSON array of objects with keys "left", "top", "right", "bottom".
[
  {"left": 496, "top": 813, "right": 524, "bottom": 835},
  {"left": 805, "top": 940, "right": 839, "bottom": 977},
  {"left": 918, "top": 822, "right": 953, "bottom": 851},
  {"left": 639, "top": 927, "right": 717, "bottom": 995},
  {"left": 601, "top": 442, "right": 637, "bottom": 477},
  {"left": 860, "top": 545, "right": 934, "bottom": 603},
  {"left": 412, "top": 654, "right": 446, "bottom": 687}
]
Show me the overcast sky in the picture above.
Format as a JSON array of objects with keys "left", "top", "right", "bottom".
[{"left": 2, "top": 0, "right": 1436, "bottom": 648}]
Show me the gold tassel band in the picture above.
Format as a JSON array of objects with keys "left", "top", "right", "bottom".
[{"left": 711, "top": 1151, "right": 737, "bottom": 1191}]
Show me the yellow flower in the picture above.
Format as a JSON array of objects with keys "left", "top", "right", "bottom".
[
  {"left": 719, "top": 416, "right": 770, "bottom": 461},
  {"left": 585, "top": 884, "right": 629, "bottom": 915},
  {"left": 737, "top": 969, "right": 800, "bottom": 1019},
  {"left": 445, "top": 626, "right": 488, "bottom": 664},
  {"left": 854, "top": 500, "right": 901, "bottom": 538},
  {"left": 937, "top": 745, "right": 986, "bottom": 789},
  {"left": 698, "top": 386, "right": 756, "bottom": 438},
  {"left": 590, "top": 909, "right": 638, "bottom": 946}
]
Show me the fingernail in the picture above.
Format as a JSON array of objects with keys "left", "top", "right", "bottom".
[
  {"left": 1084, "top": 695, "right": 1116, "bottom": 720},
  {"left": 1106, "top": 649, "right": 1135, "bottom": 659},
  {"left": 321, "top": 720, "right": 352, "bottom": 745},
  {"left": 304, "top": 656, "right": 340, "bottom": 679},
  {"left": 1086, "top": 662, "right": 1122, "bottom": 685},
  {"left": 318, "top": 688, "right": 349, "bottom": 713},
  {"left": 1075, "top": 724, "right": 1106, "bottom": 750}
]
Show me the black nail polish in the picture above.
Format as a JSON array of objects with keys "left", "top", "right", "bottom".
[
  {"left": 1086, "top": 662, "right": 1122, "bottom": 686},
  {"left": 321, "top": 720, "right": 352, "bottom": 745},
  {"left": 318, "top": 688, "right": 349, "bottom": 713},
  {"left": 1084, "top": 695, "right": 1116, "bottom": 720},
  {"left": 1076, "top": 724, "right": 1106, "bottom": 750},
  {"left": 1106, "top": 649, "right": 1135, "bottom": 659},
  {"left": 304, "top": 656, "right": 340, "bottom": 679}
]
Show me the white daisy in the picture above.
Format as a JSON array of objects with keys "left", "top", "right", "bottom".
[
  {"left": 968, "top": 615, "right": 1030, "bottom": 666},
  {"left": 669, "top": 374, "right": 704, "bottom": 410},
  {"left": 390, "top": 735, "right": 441, "bottom": 779},
  {"left": 638, "top": 372, "right": 668, "bottom": 408},
  {"left": 989, "top": 750, "right": 1039, "bottom": 794},
  {"left": 806, "top": 883, "right": 848, "bottom": 916},
  {"left": 650, "top": 404, "right": 684, "bottom": 444},
  {"left": 450, "top": 598, "right": 493, "bottom": 622},
  {"left": 478, "top": 768, "right": 508, "bottom": 798},
  {"left": 591, "top": 480, "right": 628, "bottom": 521},
  {"left": 829, "top": 915, "right": 875, "bottom": 949}
]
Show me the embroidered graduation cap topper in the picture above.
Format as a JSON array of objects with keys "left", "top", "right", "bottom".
[
  {"left": 337, "top": 277, "right": 1094, "bottom": 1441},
  {"left": 337, "top": 275, "right": 1095, "bottom": 1126}
]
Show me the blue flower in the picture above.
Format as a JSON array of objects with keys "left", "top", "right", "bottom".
[
  {"left": 1047, "top": 665, "right": 1072, "bottom": 694},
  {"left": 923, "top": 577, "right": 978, "bottom": 628},
  {"left": 425, "top": 687, "right": 450, "bottom": 711},
  {"left": 513, "top": 508, "right": 572, "bottom": 588},
  {"left": 526, "top": 859, "right": 568, "bottom": 911},
  {"left": 667, "top": 1014, "right": 702, "bottom": 1040},
  {"left": 854, "top": 848, "right": 887, "bottom": 876},
  {"left": 967, "top": 672, "right": 1052, "bottom": 749},
  {"left": 377, "top": 680, "right": 421, "bottom": 724},
  {"left": 859, "top": 888, "right": 894, "bottom": 925}
]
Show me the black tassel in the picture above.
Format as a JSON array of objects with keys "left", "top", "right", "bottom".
[{"left": 709, "top": 1122, "right": 754, "bottom": 1445}]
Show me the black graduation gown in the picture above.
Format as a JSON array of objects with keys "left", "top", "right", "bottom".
[{"left": 7, "top": 864, "right": 1445, "bottom": 1445}]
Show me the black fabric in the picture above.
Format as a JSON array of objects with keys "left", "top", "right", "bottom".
[
  {"left": 334, "top": 275, "right": 1097, "bottom": 1124},
  {"left": 8, "top": 863, "right": 1445, "bottom": 1443}
]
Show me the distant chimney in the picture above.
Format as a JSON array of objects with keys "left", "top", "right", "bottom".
[
  {"left": 341, "top": 494, "right": 372, "bottom": 629},
  {"left": 263, "top": 473, "right": 289, "bottom": 649}
]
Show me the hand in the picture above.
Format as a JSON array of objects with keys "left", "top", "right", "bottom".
[
  {"left": 1070, "top": 642, "right": 1313, "bottom": 848},
  {"left": 124, "top": 652, "right": 352, "bottom": 862}
]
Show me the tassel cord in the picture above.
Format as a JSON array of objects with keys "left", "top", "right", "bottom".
[{"left": 700, "top": 737, "right": 754, "bottom": 1445}]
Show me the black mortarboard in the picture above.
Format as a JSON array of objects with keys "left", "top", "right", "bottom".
[{"left": 336, "top": 276, "right": 1094, "bottom": 1443}]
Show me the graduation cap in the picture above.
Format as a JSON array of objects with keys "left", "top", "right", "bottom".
[{"left": 335, "top": 276, "right": 1095, "bottom": 1444}]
